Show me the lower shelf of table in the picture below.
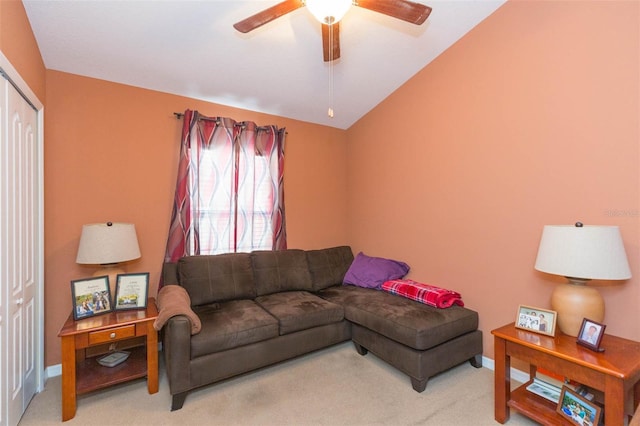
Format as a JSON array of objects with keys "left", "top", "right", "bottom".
[
  {"left": 76, "top": 345, "right": 148, "bottom": 395},
  {"left": 508, "top": 382, "right": 573, "bottom": 425}
]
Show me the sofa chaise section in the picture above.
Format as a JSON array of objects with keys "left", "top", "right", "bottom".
[{"left": 317, "top": 284, "right": 482, "bottom": 391}]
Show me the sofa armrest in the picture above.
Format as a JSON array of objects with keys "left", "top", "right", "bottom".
[
  {"left": 154, "top": 284, "right": 202, "bottom": 334},
  {"left": 162, "top": 315, "right": 192, "bottom": 395}
]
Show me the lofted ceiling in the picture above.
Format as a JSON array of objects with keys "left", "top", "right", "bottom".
[{"left": 23, "top": 0, "right": 505, "bottom": 130}]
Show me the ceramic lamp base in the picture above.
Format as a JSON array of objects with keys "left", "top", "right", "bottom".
[{"left": 550, "top": 279, "right": 604, "bottom": 337}]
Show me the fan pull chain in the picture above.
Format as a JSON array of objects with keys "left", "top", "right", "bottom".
[{"left": 328, "top": 23, "right": 335, "bottom": 118}]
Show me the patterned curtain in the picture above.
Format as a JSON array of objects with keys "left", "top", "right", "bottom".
[{"left": 163, "top": 110, "right": 286, "bottom": 269}]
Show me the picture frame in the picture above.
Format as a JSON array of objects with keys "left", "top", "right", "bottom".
[
  {"left": 515, "top": 305, "right": 557, "bottom": 337},
  {"left": 71, "top": 276, "right": 113, "bottom": 320},
  {"left": 114, "top": 272, "right": 149, "bottom": 311},
  {"left": 577, "top": 318, "right": 606, "bottom": 352},
  {"left": 556, "top": 385, "right": 602, "bottom": 426}
]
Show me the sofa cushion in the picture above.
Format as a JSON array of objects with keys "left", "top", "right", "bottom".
[
  {"left": 251, "top": 249, "right": 314, "bottom": 296},
  {"left": 317, "top": 285, "right": 478, "bottom": 351},
  {"left": 177, "top": 253, "right": 256, "bottom": 306},
  {"left": 306, "top": 246, "right": 354, "bottom": 291},
  {"left": 255, "top": 291, "right": 344, "bottom": 335},
  {"left": 343, "top": 252, "right": 410, "bottom": 289},
  {"left": 191, "top": 300, "right": 278, "bottom": 358}
]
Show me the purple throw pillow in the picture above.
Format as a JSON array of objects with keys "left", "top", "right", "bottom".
[{"left": 343, "top": 252, "right": 410, "bottom": 289}]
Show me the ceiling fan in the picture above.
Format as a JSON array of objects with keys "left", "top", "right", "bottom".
[{"left": 233, "top": 0, "right": 432, "bottom": 62}]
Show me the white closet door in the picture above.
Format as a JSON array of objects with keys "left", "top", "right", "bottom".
[
  {"left": 1, "top": 73, "right": 39, "bottom": 426},
  {"left": 0, "top": 72, "right": 4, "bottom": 426}
]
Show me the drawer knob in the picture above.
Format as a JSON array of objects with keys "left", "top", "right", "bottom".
[{"left": 110, "top": 332, "right": 116, "bottom": 339}]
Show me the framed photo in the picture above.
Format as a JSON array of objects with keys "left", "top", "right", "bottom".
[
  {"left": 556, "top": 385, "right": 602, "bottom": 426},
  {"left": 515, "top": 305, "right": 557, "bottom": 336},
  {"left": 71, "top": 276, "right": 113, "bottom": 320},
  {"left": 577, "top": 318, "right": 606, "bottom": 352},
  {"left": 114, "top": 273, "right": 149, "bottom": 311}
]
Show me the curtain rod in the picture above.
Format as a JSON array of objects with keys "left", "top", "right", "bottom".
[
  {"left": 173, "top": 112, "right": 287, "bottom": 134},
  {"left": 173, "top": 112, "right": 219, "bottom": 123}
]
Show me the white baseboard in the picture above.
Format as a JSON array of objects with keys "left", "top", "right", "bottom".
[
  {"left": 45, "top": 354, "right": 528, "bottom": 384},
  {"left": 46, "top": 364, "right": 61, "bottom": 379},
  {"left": 482, "top": 355, "right": 529, "bottom": 383}
]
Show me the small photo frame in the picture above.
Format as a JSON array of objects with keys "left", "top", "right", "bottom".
[
  {"left": 114, "top": 273, "right": 149, "bottom": 311},
  {"left": 556, "top": 385, "right": 602, "bottom": 426},
  {"left": 577, "top": 318, "right": 606, "bottom": 352},
  {"left": 515, "top": 305, "right": 557, "bottom": 337},
  {"left": 71, "top": 276, "right": 113, "bottom": 320}
]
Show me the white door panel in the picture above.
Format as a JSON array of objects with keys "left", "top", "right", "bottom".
[{"left": 1, "top": 70, "right": 39, "bottom": 426}]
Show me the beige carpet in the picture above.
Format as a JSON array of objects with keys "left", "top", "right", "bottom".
[{"left": 19, "top": 342, "right": 536, "bottom": 425}]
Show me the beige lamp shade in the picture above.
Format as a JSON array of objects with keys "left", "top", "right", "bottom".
[
  {"left": 76, "top": 222, "right": 141, "bottom": 294},
  {"left": 535, "top": 225, "right": 631, "bottom": 281},
  {"left": 76, "top": 222, "right": 141, "bottom": 265},
  {"left": 534, "top": 224, "right": 631, "bottom": 336}
]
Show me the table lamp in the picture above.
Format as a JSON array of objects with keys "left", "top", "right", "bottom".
[
  {"left": 76, "top": 222, "right": 141, "bottom": 294},
  {"left": 534, "top": 222, "right": 631, "bottom": 336}
]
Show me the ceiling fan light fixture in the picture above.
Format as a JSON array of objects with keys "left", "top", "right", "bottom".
[{"left": 306, "top": 0, "right": 352, "bottom": 25}]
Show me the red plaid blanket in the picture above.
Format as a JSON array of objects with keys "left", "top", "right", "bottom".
[{"left": 382, "top": 279, "right": 464, "bottom": 308}]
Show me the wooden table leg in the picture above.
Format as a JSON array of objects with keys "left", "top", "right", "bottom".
[
  {"left": 60, "top": 335, "right": 76, "bottom": 421},
  {"left": 604, "top": 375, "right": 624, "bottom": 426},
  {"left": 494, "top": 335, "right": 510, "bottom": 424},
  {"left": 146, "top": 323, "right": 159, "bottom": 394}
]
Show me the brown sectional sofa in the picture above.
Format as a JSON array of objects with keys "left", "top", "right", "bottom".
[{"left": 160, "top": 246, "right": 483, "bottom": 410}]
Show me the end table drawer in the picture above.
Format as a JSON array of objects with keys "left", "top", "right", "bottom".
[{"left": 88, "top": 325, "right": 135, "bottom": 344}]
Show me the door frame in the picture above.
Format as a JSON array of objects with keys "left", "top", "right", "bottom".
[{"left": 0, "top": 50, "right": 45, "bottom": 395}]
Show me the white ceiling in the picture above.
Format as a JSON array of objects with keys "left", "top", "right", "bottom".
[{"left": 23, "top": 0, "right": 505, "bottom": 130}]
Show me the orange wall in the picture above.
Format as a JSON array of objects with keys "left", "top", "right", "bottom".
[
  {"left": 0, "top": 0, "right": 45, "bottom": 101},
  {"left": 347, "top": 0, "right": 639, "bottom": 359}
]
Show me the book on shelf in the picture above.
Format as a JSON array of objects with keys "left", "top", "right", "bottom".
[
  {"left": 536, "top": 367, "right": 564, "bottom": 382},
  {"left": 529, "top": 368, "right": 603, "bottom": 404},
  {"left": 535, "top": 368, "right": 576, "bottom": 389},
  {"left": 97, "top": 350, "right": 130, "bottom": 367},
  {"left": 526, "top": 377, "right": 562, "bottom": 403},
  {"left": 526, "top": 368, "right": 579, "bottom": 403},
  {"left": 574, "top": 383, "right": 604, "bottom": 403}
]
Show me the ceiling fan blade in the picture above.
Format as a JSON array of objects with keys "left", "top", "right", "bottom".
[
  {"left": 355, "top": 0, "right": 432, "bottom": 25},
  {"left": 322, "top": 23, "right": 341, "bottom": 62},
  {"left": 234, "top": 0, "right": 304, "bottom": 33}
]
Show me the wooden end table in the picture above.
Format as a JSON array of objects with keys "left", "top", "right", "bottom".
[
  {"left": 58, "top": 298, "right": 159, "bottom": 421},
  {"left": 493, "top": 322, "right": 640, "bottom": 426}
]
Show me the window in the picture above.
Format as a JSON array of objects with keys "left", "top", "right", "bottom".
[
  {"left": 163, "top": 111, "right": 286, "bottom": 265},
  {"left": 193, "top": 146, "right": 275, "bottom": 254}
]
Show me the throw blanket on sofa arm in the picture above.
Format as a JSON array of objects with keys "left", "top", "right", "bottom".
[
  {"left": 153, "top": 285, "right": 202, "bottom": 334},
  {"left": 382, "top": 279, "right": 464, "bottom": 308}
]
